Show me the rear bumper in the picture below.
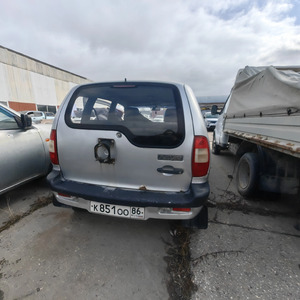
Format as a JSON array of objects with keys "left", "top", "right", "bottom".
[{"left": 47, "top": 170, "right": 210, "bottom": 220}]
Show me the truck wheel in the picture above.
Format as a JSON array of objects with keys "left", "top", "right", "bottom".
[
  {"left": 236, "top": 152, "right": 259, "bottom": 197},
  {"left": 212, "top": 133, "right": 221, "bottom": 155}
]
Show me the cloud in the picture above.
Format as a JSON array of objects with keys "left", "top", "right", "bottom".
[{"left": 0, "top": 0, "right": 299, "bottom": 96}]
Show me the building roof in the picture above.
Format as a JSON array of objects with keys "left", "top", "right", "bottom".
[{"left": 0, "top": 45, "right": 90, "bottom": 81}]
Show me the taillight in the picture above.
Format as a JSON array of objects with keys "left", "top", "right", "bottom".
[
  {"left": 172, "top": 208, "right": 191, "bottom": 212},
  {"left": 58, "top": 192, "right": 71, "bottom": 197},
  {"left": 192, "top": 136, "right": 210, "bottom": 177},
  {"left": 49, "top": 129, "right": 59, "bottom": 165}
]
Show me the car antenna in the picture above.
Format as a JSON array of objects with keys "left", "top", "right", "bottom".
[{"left": 125, "top": 78, "right": 127, "bottom": 82}]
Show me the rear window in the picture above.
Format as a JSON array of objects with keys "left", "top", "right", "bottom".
[{"left": 65, "top": 82, "right": 185, "bottom": 148}]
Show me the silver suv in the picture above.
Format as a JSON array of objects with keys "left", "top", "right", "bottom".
[{"left": 47, "top": 81, "right": 210, "bottom": 228}]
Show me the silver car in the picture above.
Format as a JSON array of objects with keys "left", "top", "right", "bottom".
[
  {"left": 47, "top": 81, "right": 210, "bottom": 228},
  {"left": 0, "top": 104, "right": 51, "bottom": 195}
]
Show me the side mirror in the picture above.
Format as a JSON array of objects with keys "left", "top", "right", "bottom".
[
  {"left": 21, "top": 114, "right": 32, "bottom": 129},
  {"left": 211, "top": 105, "right": 218, "bottom": 115}
]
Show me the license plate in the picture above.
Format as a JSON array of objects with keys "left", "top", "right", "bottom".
[{"left": 90, "top": 201, "right": 145, "bottom": 219}]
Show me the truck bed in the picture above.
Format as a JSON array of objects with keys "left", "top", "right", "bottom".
[
  {"left": 224, "top": 66, "right": 300, "bottom": 158},
  {"left": 224, "top": 116, "right": 300, "bottom": 158}
]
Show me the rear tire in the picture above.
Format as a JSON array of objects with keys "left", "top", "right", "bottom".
[
  {"left": 236, "top": 152, "right": 259, "bottom": 197},
  {"left": 212, "top": 133, "right": 221, "bottom": 155}
]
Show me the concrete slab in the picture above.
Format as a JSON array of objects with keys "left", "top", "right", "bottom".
[
  {"left": 190, "top": 132, "right": 300, "bottom": 299},
  {"left": 190, "top": 208, "right": 300, "bottom": 300},
  {"left": 0, "top": 204, "right": 171, "bottom": 300}
]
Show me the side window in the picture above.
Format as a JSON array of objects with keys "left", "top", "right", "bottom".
[
  {"left": 70, "top": 97, "right": 124, "bottom": 124},
  {"left": 0, "top": 109, "right": 19, "bottom": 130},
  {"left": 70, "top": 97, "right": 85, "bottom": 122},
  {"left": 93, "top": 99, "right": 111, "bottom": 121},
  {"left": 124, "top": 106, "right": 178, "bottom": 133}
]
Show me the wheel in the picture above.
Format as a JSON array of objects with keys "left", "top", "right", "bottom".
[
  {"left": 212, "top": 132, "right": 221, "bottom": 155},
  {"left": 236, "top": 152, "right": 259, "bottom": 197}
]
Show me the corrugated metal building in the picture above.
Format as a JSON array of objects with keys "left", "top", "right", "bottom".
[{"left": 0, "top": 45, "right": 91, "bottom": 112}]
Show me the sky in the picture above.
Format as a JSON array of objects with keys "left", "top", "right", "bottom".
[{"left": 0, "top": 0, "right": 300, "bottom": 97}]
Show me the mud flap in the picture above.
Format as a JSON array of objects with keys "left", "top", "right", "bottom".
[{"left": 181, "top": 206, "right": 208, "bottom": 229}]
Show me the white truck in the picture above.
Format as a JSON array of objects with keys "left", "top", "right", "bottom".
[{"left": 212, "top": 66, "right": 300, "bottom": 197}]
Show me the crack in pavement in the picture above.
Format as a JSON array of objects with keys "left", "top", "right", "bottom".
[
  {"left": 209, "top": 220, "right": 300, "bottom": 238},
  {"left": 191, "top": 250, "right": 245, "bottom": 266},
  {"left": 208, "top": 199, "right": 300, "bottom": 219}
]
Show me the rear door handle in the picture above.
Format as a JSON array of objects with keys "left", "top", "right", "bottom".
[{"left": 157, "top": 165, "right": 184, "bottom": 175}]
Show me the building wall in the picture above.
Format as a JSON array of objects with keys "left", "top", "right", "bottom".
[{"left": 0, "top": 46, "right": 91, "bottom": 112}]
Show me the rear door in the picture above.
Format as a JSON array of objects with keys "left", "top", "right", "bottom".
[{"left": 57, "top": 82, "right": 194, "bottom": 192}]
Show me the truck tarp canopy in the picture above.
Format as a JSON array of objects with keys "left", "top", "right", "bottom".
[{"left": 226, "top": 66, "right": 300, "bottom": 119}]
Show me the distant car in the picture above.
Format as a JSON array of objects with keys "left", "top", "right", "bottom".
[
  {"left": 21, "top": 111, "right": 55, "bottom": 123},
  {"left": 0, "top": 104, "right": 51, "bottom": 195},
  {"left": 45, "top": 112, "right": 55, "bottom": 119},
  {"left": 204, "top": 112, "right": 219, "bottom": 130},
  {"left": 47, "top": 81, "right": 211, "bottom": 228},
  {"left": 201, "top": 109, "right": 210, "bottom": 117}
]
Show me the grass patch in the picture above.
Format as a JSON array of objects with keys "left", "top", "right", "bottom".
[
  {"left": 165, "top": 222, "right": 197, "bottom": 300},
  {"left": 0, "top": 195, "right": 53, "bottom": 233}
]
